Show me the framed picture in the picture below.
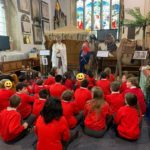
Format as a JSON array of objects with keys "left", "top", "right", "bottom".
[
  {"left": 32, "top": 25, "right": 43, "bottom": 44},
  {"left": 17, "top": 0, "right": 30, "bottom": 14},
  {"left": 31, "top": 0, "right": 41, "bottom": 20},
  {"left": 41, "top": 1, "right": 49, "bottom": 20},
  {"left": 133, "top": 51, "right": 148, "bottom": 60},
  {"left": 22, "top": 22, "right": 31, "bottom": 33},
  {"left": 42, "top": 20, "right": 50, "bottom": 34}
]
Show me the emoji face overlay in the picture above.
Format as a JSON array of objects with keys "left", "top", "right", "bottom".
[
  {"left": 4, "top": 80, "right": 12, "bottom": 89},
  {"left": 76, "top": 73, "right": 85, "bottom": 82}
]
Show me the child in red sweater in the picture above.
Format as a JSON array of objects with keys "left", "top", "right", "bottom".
[
  {"left": 15, "top": 82, "right": 35, "bottom": 120},
  {"left": 123, "top": 77, "right": 146, "bottom": 114},
  {"left": 0, "top": 95, "right": 28, "bottom": 143},
  {"left": 62, "top": 72, "right": 74, "bottom": 90},
  {"left": 74, "top": 79, "right": 92, "bottom": 111},
  {"left": 86, "top": 70, "right": 96, "bottom": 90},
  {"left": 35, "top": 97, "right": 70, "bottom": 150},
  {"left": 96, "top": 72, "right": 111, "bottom": 96},
  {"left": 114, "top": 93, "right": 142, "bottom": 140},
  {"left": 106, "top": 81, "right": 125, "bottom": 115},
  {"left": 61, "top": 90, "right": 81, "bottom": 129},
  {"left": 44, "top": 67, "right": 57, "bottom": 86},
  {"left": 104, "top": 67, "right": 115, "bottom": 83},
  {"left": 33, "top": 79, "right": 47, "bottom": 94},
  {"left": 84, "top": 87, "right": 111, "bottom": 138},
  {"left": 0, "top": 80, "right": 14, "bottom": 112},
  {"left": 49, "top": 75, "right": 67, "bottom": 99},
  {"left": 120, "top": 72, "right": 134, "bottom": 93},
  {"left": 32, "top": 89, "right": 50, "bottom": 119}
]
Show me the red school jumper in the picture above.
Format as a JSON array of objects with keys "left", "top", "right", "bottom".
[
  {"left": 16, "top": 93, "right": 35, "bottom": 119},
  {"left": 96, "top": 79, "right": 111, "bottom": 96},
  {"left": 32, "top": 98, "right": 46, "bottom": 118},
  {"left": 35, "top": 116, "right": 70, "bottom": 150},
  {"left": 0, "top": 109, "right": 24, "bottom": 142},
  {"left": 123, "top": 87, "right": 146, "bottom": 114},
  {"left": 107, "top": 74, "right": 115, "bottom": 83},
  {"left": 64, "top": 79, "right": 74, "bottom": 90},
  {"left": 61, "top": 100, "right": 78, "bottom": 129},
  {"left": 114, "top": 105, "right": 141, "bottom": 140},
  {"left": 84, "top": 101, "right": 110, "bottom": 131},
  {"left": 120, "top": 81, "right": 128, "bottom": 93},
  {"left": 49, "top": 83, "right": 67, "bottom": 99},
  {"left": 0, "top": 89, "right": 14, "bottom": 112},
  {"left": 44, "top": 76, "right": 55, "bottom": 86},
  {"left": 86, "top": 75, "right": 96, "bottom": 89},
  {"left": 74, "top": 87, "right": 92, "bottom": 111},
  {"left": 106, "top": 92, "right": 125, "bottom": 115}
]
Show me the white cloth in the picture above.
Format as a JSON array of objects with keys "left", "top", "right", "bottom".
[{"left": 52, "top": 42, "right": 67, "bottom": 74}]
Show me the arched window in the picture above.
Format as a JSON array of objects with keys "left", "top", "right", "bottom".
[
  {"left": 0, "top": 0, "right": 7, "bottom": 35},
  {"left": 76, "top": 0, "right": 120, "bottom": 31}
]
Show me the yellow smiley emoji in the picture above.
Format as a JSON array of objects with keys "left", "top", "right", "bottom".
[
  {"left": 76, "top": 73, "right": 85, "bottom": 82},
  {"left": 4, "top": 80, "right": 12, "bottom": 89}
]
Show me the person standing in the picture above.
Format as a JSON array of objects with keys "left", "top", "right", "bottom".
[{"left": 52, "top": 36, "right": 67, "bottom": 75}]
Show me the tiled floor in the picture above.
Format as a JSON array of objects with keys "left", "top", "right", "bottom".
[{"left": 0, "top": 118, "right": 150, "bottom": 150}]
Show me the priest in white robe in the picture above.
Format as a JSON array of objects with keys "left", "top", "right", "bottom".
[{"left": 52, "top": 37, "right": 67, "bottom": 74}]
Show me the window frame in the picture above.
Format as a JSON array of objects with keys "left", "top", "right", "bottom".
[
  {"left": 0, "top": 0, "right": 7, "bottom": 36},
  {"left": 76, "top": 0, "right": 121, "bottom": 31}
]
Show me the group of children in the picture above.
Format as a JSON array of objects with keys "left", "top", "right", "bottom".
[{"left": 0, "top": 67, "right": 147, "bottom": 150}]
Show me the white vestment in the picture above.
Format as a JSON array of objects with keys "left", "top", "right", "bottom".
[{"left": 52, "top": 42, "right": 67, "bottom": 74}]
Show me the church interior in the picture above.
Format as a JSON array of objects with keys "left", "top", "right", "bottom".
[{"left": 0, "top": 0, "right": 150, "bottom": 150}]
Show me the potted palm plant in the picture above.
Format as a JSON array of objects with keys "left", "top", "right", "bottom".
[{"left": 124, "top": 7, "right": 150, "bottom": 51}]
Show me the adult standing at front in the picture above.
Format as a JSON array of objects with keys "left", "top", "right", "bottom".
[
  {"left": 79, "top": 41, "right": 90, "bottom": 73},
  {"left": 52, "top": 36, "right": 67, "bottom": 75}
]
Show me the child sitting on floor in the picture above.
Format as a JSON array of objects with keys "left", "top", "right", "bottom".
[
  {"left": 61, "top": 90, "right": 81, "bottom": 129},
  {"left": 114, "top": 93, "right": 142, "bottom": 141},
  {"left": 0, "top": 95, "right": 28, "bottom": 143},
  {"left": 83, "top": 87, "right": 111, "bottom": 138},
  {"left": 106, "top": 81, "right": 124, "bottom": 116},
  {"left": 32, "top": 89, "right": 50, "bottom": 119},
  {"left": 35, "top": 97, "right": 70, "bottom": 150}
]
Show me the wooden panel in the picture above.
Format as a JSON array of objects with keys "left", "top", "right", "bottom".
[
  {"left": 16, "top": 62, "right": 22, "bottom": 69},
  {"left": 10, "top": 62, "right": 17, "bottom": 70},
  {"left": 63, "top": 40, "right": 83, "bottom": 70},
  {"left": 2, "top": 63, "right": 11, "bottom": 72},
  {"left": 0, "top": 59, "right": 40, "bottom": 73}
]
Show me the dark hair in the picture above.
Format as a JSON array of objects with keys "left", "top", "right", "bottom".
[
  {"left": 49, "top": 67, "right": 57, "bottom": 76},
  {"left": 125, "top": 93, "right": 140, "bottom": 117},
  {"left": 62, "top": 90, "right": 73, "bottom": 101},
  {"left": 81, "top": 79, "right": 89, "bottom": 88},
  {"left": 100, "top": 72, "right": 107, "bottom": 79},
  {"left": 36, "top": 79, "right": 43, "bottom": 85},
  {"left": 41, "top": 97, "right": 63, "bottom": 124},
  {"left": 110, "top": 81, "right": 121, "bottom": 92},
  {"left": 16, "top": 82, "right": 27, "bottom": 91},
  {"left": 87, "top": 70, "right": 94, "bottom": 78},
  {"left": 55, "top": 75, "right": 62, "bottom": 83},
  {"left": 127, "top": 77, "right": 139, "bottom": 87},
  {"left": 39, "top": 89, "right": 50, "bottom": 99},
  {"left": 10, "top": 95, "right": 21, "bottom": 108},
  {"left": 18, "top": 75, "right": 26, "bottom": 82}
]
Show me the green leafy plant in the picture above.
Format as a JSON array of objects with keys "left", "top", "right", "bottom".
[{"left": 124, "top": 7, "right": 150, "bottom": 50}]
